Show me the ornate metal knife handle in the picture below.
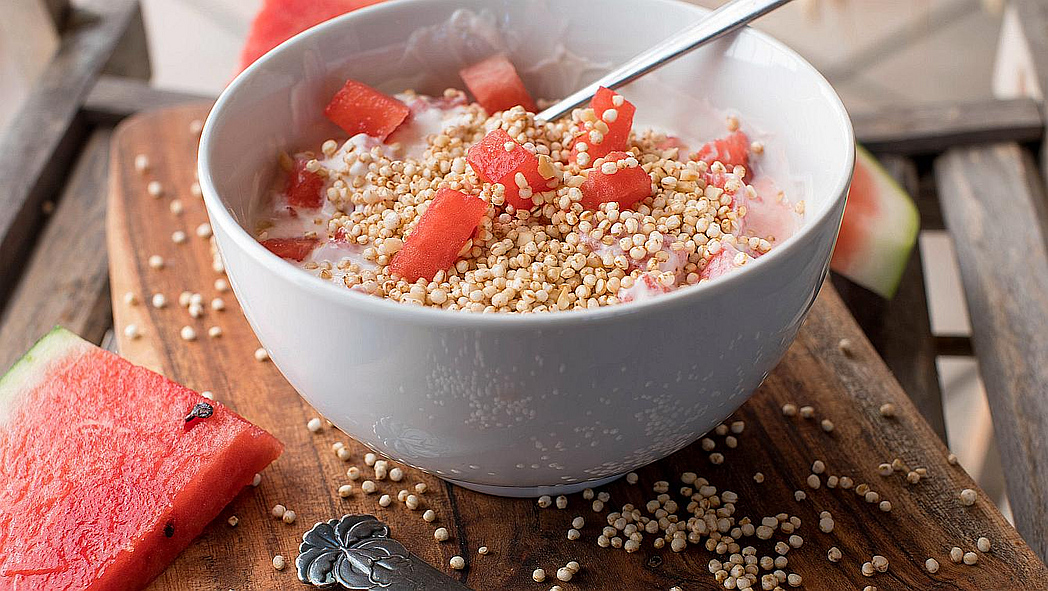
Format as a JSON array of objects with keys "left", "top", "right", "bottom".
[{"left": 296, "top": 514, "right": 473, "bottom": 590}]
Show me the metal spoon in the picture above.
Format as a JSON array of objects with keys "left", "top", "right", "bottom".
[{"left": 536, "top": 0, "right": 794, "bottom": 122}]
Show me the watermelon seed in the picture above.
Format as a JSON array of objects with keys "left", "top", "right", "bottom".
[
  {"left": 184, "top": 401, "right": 214, "bottom": 424},
  {"left": 163, "top": 522, "right": 174, "bottom": 538}
]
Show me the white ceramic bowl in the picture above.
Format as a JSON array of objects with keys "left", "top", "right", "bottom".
[{"left": 199, "top": 0, "right": 853, "bottom": 496}]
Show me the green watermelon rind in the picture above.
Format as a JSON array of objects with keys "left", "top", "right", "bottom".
[
  {"left": 0, "top": 327, "right": 86, "bottom": 425},
  {"left": 836, "top": 145, "right": 920, "bottom": 299}
]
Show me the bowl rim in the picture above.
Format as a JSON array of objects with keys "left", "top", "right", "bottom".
[{"left": 198, "top": 0, "right": 854, "bottom": 328}]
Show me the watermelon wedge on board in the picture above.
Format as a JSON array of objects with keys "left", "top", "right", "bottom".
[
  {"left": 830, "top": 145, "right": 919, "bottom": 298},
  {"left": 239, "top": 0, "right": 385, "bottom": 71},
  {"left": 0, "top": 328, "right": 283, "bottom": 591}
]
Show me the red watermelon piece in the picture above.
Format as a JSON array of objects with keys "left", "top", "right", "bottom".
[
  {"left": 569, "top": 87, "right": 636, "bottom": 164},
  {"left": 324, "top": 79, "right": 411, "bottom": 140},
  {"left": 830, "top": 144, "right": 919, "bottom": 298},
  {"left": 262, "top": 237, "right": 319, "bottom": 261},
  {"left": 0, "top": 328, "right": 283, "bottom": 591},
  {"left": 239, "top": 0, "right": 385, "bottom": 72},
  {"left": 694, "top": 130, "right": 751, "bottom": 171},
  {"left": 467, "top": 128, "right": 550, "bottom": 210},
  {"left": 390, "top": 188, "right": 489, "bottom": 282},
  {"left": 580, "top": 151, "right": 651, "bottom": 211},
  {"left": 285, "top": 158, "right": 325, "bottom": 209},
  {"left": 458, "top": 55, "right": 538, "bottom": 114}
]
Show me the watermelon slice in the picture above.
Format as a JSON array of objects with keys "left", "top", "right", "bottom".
[
  {"left": 389, "top": 188, "right": 488, "bottom": 282},
  {"left": 458, "top": 55, "right": 538, "bottom": 114},
  {"left": 580, "top": 151, "right": 652, "bottom": 210},
  {"left": 0, "top": 328, "right": 282, "bottom": 590},
  {"left": 239, "top": 0, "right": 385, "bottom": 72},
  {"left": 830, "top": 145, "right": 919, "bottom": 298},
  {"left": 324, "top": 79, "right": 411, "bottom": 140}
]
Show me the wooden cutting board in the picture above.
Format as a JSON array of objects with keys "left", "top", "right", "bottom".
[{"left": 107, "top": 104, "right": 1048, "bottom": 590}]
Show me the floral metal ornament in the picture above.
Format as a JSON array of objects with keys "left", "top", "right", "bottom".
[{"left": 296, "top": 514, "right": 471, "bottom": 590}]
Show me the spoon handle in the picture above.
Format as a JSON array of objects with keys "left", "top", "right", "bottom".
[{"left": 536, "top": 0, "right": 794, "bottom": 122}]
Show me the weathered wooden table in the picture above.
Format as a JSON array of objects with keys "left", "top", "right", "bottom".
[{"left": 4, "top": 1, "right": 1048, "bottom": 589}]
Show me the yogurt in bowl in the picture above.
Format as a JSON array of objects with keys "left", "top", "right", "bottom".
[{"left": 199, "top": 0, "right": 853, "bottom": 496}]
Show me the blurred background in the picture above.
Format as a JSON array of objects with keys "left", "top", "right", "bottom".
[{"left": 0, "top": 0, "right": 1018, "bottom": 520}]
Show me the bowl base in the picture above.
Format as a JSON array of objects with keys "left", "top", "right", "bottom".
[{"left": 444, "top": 473, "right": 624, "bottom": 498}]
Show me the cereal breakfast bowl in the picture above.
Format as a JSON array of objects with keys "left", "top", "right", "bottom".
[{"left": 198, "top": 0, "right": 853, "bottom": 496}]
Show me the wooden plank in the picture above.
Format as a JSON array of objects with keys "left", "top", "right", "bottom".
[
  {"left": 100, "top": 2, "right": 151, "bottom": 80},
  {"left": 935, "top": 142, "right": 1048, "bottom": 562},
  {"left": 0, "top": 0, "right": 136, "bottom": 309},
  {"left": 852, "top": 98, "right": 1043, "bottom": 155},
  {"left": 82, "top": 76, "right": 212, "bottom": 126},
  {"left": 1014, "top": 0, "right": 1048, "bottom": 183},
  {"left": 104, "top": 104, "right": 1047, "bottom": 590},
  {"left": 832, "top": 154, "right": 946, "bottom": 440},
  {"left": 0, "top": 128, "right": 112, "bottom": 372}
]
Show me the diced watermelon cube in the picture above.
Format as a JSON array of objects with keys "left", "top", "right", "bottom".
[
  {"left": 261, "top": 237, "right": 318, "bottom": 261},
  {"left": 324, "top": 79, "right": 410, "bottom": 140},
  {"left": 570, "top": 87, "right": 636, "bottom": 164},
  {"left": 459, "top": 55, "right": 538, "bottom": 114},
  {"left": 700, "top": 243, "right": 752, "bottom": 281},
  {"left": 467, "top": 128, "right": 550, "bottom": 210},
  {"left": 580, "top": 151, "right": 651, "bottom": 211},
  {"left": 694, "top": 130, "right": 750, "bottom": 171},
  {"left": 389, "top": 188, "right": 489, "bottom": 282},
  {"left": 285, "top": 158, "right": 325, "bottom": 208}
]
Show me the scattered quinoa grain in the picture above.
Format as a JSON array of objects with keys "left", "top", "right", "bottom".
[
  {"left": 134, "top": 154, "right": 150, "bottom": 173},
  {"left": 389, "top": 467, "right": 404, "bottom": 482},
  {"left": 282, "top": 510, "right": 296, "bottom": 524},
  {"left": 572, "top": 516, "right": 585, "bottom": 529},
  {"left": 196, "top": 223, "right": 213, "bottom": 238},
  {"left": 378, "top": 494, "right": 392, "bottom": 507},
  {"left": 361, "top": 480, "right": 377, "bottom": 494},
  {"left": 271, "top": 504, "right": 286, "bottom": 518},
  {"left": 820, "top": 419, "right": 835, "bottom": 432},
  {"left": 811, "top": 460, "right": 825, "bottom": 474},
  {"left": 782, "top": 403, "right": 797, "bottom": 417},
  {"left": 626, "top": 472, "right": 639, "bottom": 484},
  {"left": 827, "top": 546, "right": 842, "bottom": 562},
  {"left": 450, "top": 556, "right": 465, "bottom": 570},
  {"left": 179, "top": 325, "right": 197, "bottom": 341},
  {"left": 838, "top": 338, "right": 854, "bottom": 356},
  {"left": 423, "top": 509, "right": 437, "bottom": 522},
  {"left": 415, "top": 482, "right": 428, "bottom": 494},
  {"left": 252, "top": 473, "right": 262, "bottom": 487},
  {"left": 170, "top": 199, "right": 183, "bottom": 215},
  {"left": 478, "top": 546, "right": 489, "bottom": 555},
  {"left": 365, "top": 453, "right": 377, "bottom": 466},
  {"left": 148, "top": 255, "right": 164, "bottom": 269},
  {"left": 434, "top": 527, "right": 449, "bottom": 542},
  {"left": 272, "top": 555, "right": 286, "bottom": 571},
  {"left": 799, "top": 406, "right": 815, "bottom": 418},
  {"left": 925, "top": 558, "right": 939, "bottom": 573},
  {"left": 208, "top": 326, "right": 223, "bottom": 338},
  {"left": 533, "top": 568, "right": 546, "bottom": 582},
  {"left": 806, "top": 474, "right": 820, "bottom": 489},
  {"left": 215, "top": 278, "right": 230, "bottom": 292},
  {"left": 227, "top": 515, "right": 238, "bottom": 527},
  {"left": 879, "top": 403, "right": 896, "bottom": 418},
  {"left": 950, "top": 547, "right": 963, "bottom": 563},
  {"left": 338, "top": 484, "right": 353, "bottom": 498},
  {"left": 171, "top": 230, "right": 187, "bottom": 244},
  {"left": 567, "top": 528, "right": 580, "bottom": 540},
  {"left": 963, "top": 551, "right": 978, "bottom": 565},
  {"left": 538, "top": 495, "right": 552, "bottom": 508},
  {"left": 878, "top": 500, "right": 892, "bottom": 512},
  {"left": 959, "top": 488, "right": 977, "bottom": 506},
  {"left": 147, "top": 181, "right": 163, "bottom": 198},
  {"left": 123, "top": 324, "right": 142, "bottom": 340},
  {"left": 306, "top": 417, "right": 322, "bottom": 432},
  {"left": 254, "top": 347, "right": 269, "bottom": 362},
  {"left": 556, "top": 567, "right": 573, "bottom": 581},
  {"left": 753, "top": 472, "right": 764, "bottom": 483},
  {"left": 977, "top": 537, "right": 991, "bottom": 552},
  {"left": 347, "top": 466, "right": 361, "bottom": 480}
]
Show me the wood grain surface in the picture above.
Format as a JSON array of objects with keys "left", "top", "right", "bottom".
[
  {"left": 936, "top": 143, "right": 1048, "bottom": 563},
  {"left": 0, "top": 129, "right": 113, "bottom": 371},
  {"left": 107, "top": 105, "right": 1048, "bottom": 590}
]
